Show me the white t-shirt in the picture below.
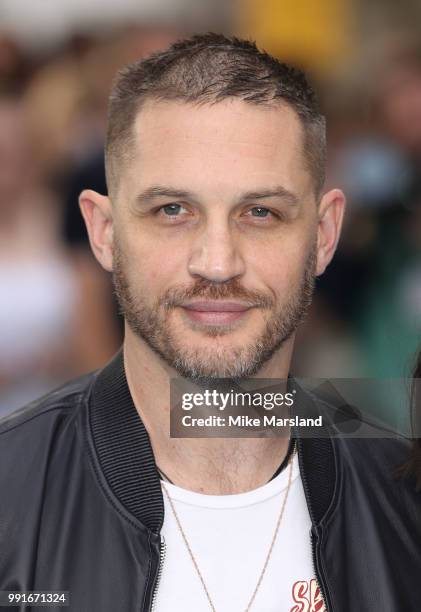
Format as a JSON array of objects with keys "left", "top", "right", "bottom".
[{"left": 154, "top": 452, "right": 326, "bottom": 611}]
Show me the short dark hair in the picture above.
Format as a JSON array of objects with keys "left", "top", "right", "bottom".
[{"left": 105, "top": 32, "right": 326, "bottom": 199}]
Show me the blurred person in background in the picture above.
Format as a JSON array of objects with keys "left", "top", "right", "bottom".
[
  {"left": 0, "top": 93, "right": 119, "bottom": 414},
  {"left": 325, "top": 43, "right": 421, "bottom": 383},
  {"left": 0, "top": 34, "right": 31, "bottom": 93}
]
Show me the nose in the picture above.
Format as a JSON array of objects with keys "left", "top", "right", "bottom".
[{"left": 187, "top": 220, "right": 246, "bottom": 282}]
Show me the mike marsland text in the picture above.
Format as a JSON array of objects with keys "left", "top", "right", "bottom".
[{"left": 181, "top": 415, "right": 323, "bottom": 428}]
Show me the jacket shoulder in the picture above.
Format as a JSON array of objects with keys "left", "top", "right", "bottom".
[
  {"left": 0, "top": 371, "right": 97, "bottom": 488},
  {"left": 0, "top": 371, "right": 96, "bottom": 435},
  {"left": 313, "top": 393, "right": 414, "bottom": 480},
  {"left": 308, "top": 392, "right": 420, "bottom": 502},
  {"left": 0, "top": 371, "right": 100, "bottom": 585}
]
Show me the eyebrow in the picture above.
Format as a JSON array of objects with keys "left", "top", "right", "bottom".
[
  {"left": 135, "top": 186, "right": 200, "bottom": 207},
  {"left": 239, "top": 187, "right": 300, "bottom": 206},
  {"left": 134, "top": 184, "right": 300, "bottom": 208}
]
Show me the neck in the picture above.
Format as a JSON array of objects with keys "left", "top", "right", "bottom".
[{"left": 124, "top": 329, "right": 295, "bottom": 495}]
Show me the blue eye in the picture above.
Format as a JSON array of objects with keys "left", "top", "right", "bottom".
[
  {"left": 162, "top": 204, "right": 183, "bottom": 216},
  {"left": 249, "top": 207, "right": 271, "bottom": 217}
]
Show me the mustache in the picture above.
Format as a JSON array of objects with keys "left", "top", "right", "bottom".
[{"left": 160, "top": 277, "right": 275, "bottom": 310}]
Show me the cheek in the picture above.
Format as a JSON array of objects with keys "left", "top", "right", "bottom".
[
  {"left": 245, "top": 232, "right": 314, "bottom": 294},
  {"left": 125, "top": 234, "right": 187, "bottom": 297}
]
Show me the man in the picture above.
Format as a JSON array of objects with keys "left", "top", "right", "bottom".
[{"left": 0, "top": 33, "right": 420, "bottom": 612}]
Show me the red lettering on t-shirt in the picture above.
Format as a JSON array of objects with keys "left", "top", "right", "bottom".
[{"left": 290, "top": 578, "right": 326, "bottom": 611}]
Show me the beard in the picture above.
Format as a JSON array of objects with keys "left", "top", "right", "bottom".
[{"left": 112, "top": 240, "right": 317, "bottom": 380}]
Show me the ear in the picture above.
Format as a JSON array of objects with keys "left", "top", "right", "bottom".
[
  {"left": 316, "top": 188, "right": 346, "bottom": 276},
  {"left": 79, "top": 189, "right": 114, "bottom": 272}
]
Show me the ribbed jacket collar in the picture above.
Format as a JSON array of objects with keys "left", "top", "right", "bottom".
[{"left": 89, "top": 349, "right": 164, "bottom": 533}]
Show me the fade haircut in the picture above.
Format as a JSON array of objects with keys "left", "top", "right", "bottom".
[{"left": 105, "top": 32, "right": 326, "bottom": 200}]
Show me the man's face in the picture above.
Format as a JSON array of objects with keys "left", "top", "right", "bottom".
[{"left": 112, "top": 98, "right": 319, "bottom": 379}]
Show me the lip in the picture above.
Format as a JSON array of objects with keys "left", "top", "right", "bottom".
[
  {"left": 181, "top": 301, "right": 253, "bottom": 326},
  {"left": 182, "top": 301, "right": 252, "bottom": 312}
]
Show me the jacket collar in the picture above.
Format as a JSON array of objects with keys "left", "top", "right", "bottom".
[
  {"left": 291, "top": 380, "right": 337, "bottom": 526},
  {"left": 88, "top": 349, "right": 336, "bottom": 533},
  {"left": 89, "top": 349, "right": 164, "bottom": 534}
]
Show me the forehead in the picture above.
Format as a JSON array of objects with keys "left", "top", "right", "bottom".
[{"left": 125, "top": 98, "right": 310, "bottom": 196}]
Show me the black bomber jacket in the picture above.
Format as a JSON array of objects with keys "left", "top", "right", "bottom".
[{"left": 1, "top": 350, "right": 421, "bottom": 611}]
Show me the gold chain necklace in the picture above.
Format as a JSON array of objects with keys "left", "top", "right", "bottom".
[{"left": 161, "top": 447, "right": 296, "bottom": 612}]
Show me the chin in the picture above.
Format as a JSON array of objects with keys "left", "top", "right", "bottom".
[{"left": 170, "top": 340, "right": 262, "bottom": 379}]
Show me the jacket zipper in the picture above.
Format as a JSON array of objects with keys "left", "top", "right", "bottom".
[
  {"left": 296, "top": 438, "right": 333, "bottom": 612},
  {"left": 150, "top": 535, "right": 167, "bottom": 612},
  {"left": 309, "top": 526, "right": 332, "bottom": 611}
]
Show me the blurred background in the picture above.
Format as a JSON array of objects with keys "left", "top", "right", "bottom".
[{"left": 1, "top": 0, "right": 420, "bottom": 428}]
